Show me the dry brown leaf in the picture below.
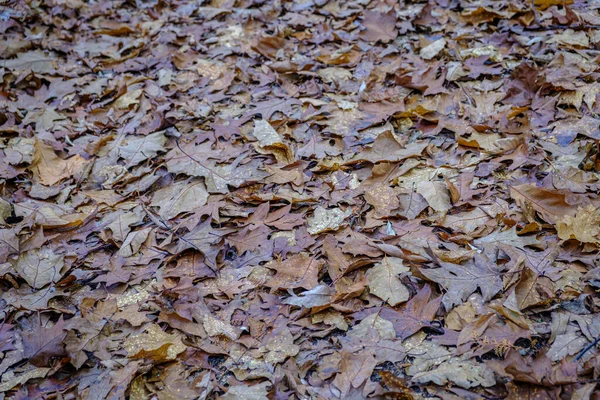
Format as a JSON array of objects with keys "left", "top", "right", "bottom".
[
  {"left": 12, "top": 247, "right": 65, "bottom": 289},
  {"left": 30, "top": 140, "right": 86, "bottom": 186},
  {"left": 416, "top": 181, "right": 452, "bottom": 213},
  {"left": 366, "top": 257, "right": 410, "bottom": 306},
  {"left": 151, "top": 180, "right": 208, "bottom": 220}
]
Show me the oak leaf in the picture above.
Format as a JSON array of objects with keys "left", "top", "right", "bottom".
[
  {"left": 420, "top": 254, "right": 503, "bottom": 309},
  {"left": 352, "top": 285, "right": 441, "bottom": 339},
  {"left": 151, "top": 180, "right": 209, "bottom": 220},
  {"left": 118, "top": 131, "right": 167, "bottom": 167}
]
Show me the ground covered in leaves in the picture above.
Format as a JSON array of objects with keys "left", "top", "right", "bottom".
[{"left": 2, "top": 0, "right": 600, "bottom": 398}]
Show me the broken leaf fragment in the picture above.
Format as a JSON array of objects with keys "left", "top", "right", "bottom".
[
  {"left": 253, "top": 119, "right": 282, "bottom": 147},
  {"left": 124, "top": 324, "right": 186, "bottom": 361},
  {"left": 252, "top": 119, "right": 293, "bottom": 163},
  {"left": 307, "top": 206, "right": 351, "bottom": 234}
]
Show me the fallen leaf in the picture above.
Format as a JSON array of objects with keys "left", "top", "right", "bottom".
[
  {"left": 359, "top": 11, "right": 397, "bottom": 43},
  {"left": 219, "top": 381, "right": 271, "bottom": 400},
  {"left": 1, "top": 50, "right": 57, "bottom": 73},
  {"left": 30, "top": 140, "right": 86, "bottom": 186},
  {"left": 420, "top": 38, "right": 446, "bottom": 60},
  {"left": 124, "top": 324, "right": 186, "bottom": 361},
  {"left": 556, "top": 205, "right": 600, "bottom": 244},
  {"left": 366, "top": 257, "right": 410, "bottom": 306},
  {"left": 12, "top": 247, "right": 65, "bottom": 289},
  {"left": 118, "top": 131, "right": 167, "bottom": 167},
  {"left": 151, "top": 180, "right": 209, "bottom": 220},
  {"left": 420, "top": 254, "right": 503, "bottom": 310},
  {"left": 0, "top": 367, "right": 50, "bottom": 392},
  {"left": 411, "top": 356, "right": 496, "bottom": 389},
  {"left": 332, "top": 349, "right": 378, "bottom": 397},
  {"left": 265, "top": 253, "right": 322, "bottom": 290},
  {"left": 22, "top": 316, "right": 67, "bottom": 366},
  {"left": 416, "top": 181, "right": 452, "bottom": 213},
  {"left": 307, "top": 206, "right": 351, "bottom": 235}
]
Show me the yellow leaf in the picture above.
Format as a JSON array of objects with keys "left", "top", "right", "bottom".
[
  {"left": 124, "top": 324, "right": 186, "bottom": 361},
  {"left": 556, "top": 205, "right": 600, "bottom": 244},
  {"left": 534, "top": 0, "right": 573, "bottom": 10}
]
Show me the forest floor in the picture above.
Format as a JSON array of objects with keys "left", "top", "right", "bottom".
[{"left": 1, "top": 0, "right": 600, "bottom": 399}]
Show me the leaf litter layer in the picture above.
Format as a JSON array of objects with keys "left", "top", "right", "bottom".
[{"left": 1, "top": 0, "right": 600, "bottom": 398}]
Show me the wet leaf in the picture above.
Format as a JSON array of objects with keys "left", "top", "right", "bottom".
[
  {"left": 124, "top": 324, "right": 186, "bottom": 361},
  {"left": 307, "top": 206, "right": 351, "bottom": 235}
]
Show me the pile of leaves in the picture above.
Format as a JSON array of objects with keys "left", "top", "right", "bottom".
[{"left": 2, "top": 0, "right": 600, "bottom": 398}]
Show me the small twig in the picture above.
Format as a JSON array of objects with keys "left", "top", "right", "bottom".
[
  {"left": 575, "top": 336, "right": 600, "bottom": 361},
  {"left": 523, "top": 24, "right": 600, "bottom": 31}
]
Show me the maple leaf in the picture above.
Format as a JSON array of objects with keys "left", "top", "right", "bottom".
[
  {"left": 352, "top": 285, "right": 441, "bottom": 340},
  {"left": 22, "top": 316, "right": 67, "bottom": 367},
  {"left": 359, "top": 11, "right": 397, "bottom": 43},
  {"left": 349, "top": 131, "right": 428, "bottom": 163},
  {"left": 421, "top": 253, "right": 504, "bottom": 310},
  {"left": 264, "top": 253, "right": 323, "bottom": 290}
]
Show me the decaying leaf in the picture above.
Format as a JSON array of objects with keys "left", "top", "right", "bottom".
[
  {"left": 307, "top": 206, "right": 351, "bottom": 235},
  {"left": 5, "top": 0, "right": 600, "bottom": 397},
  {"left": 556, "top": 205, "right": 600, "bottom": 244},
  {"left": 124, "top": 324, "right": 186, "bottom": 361}
]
